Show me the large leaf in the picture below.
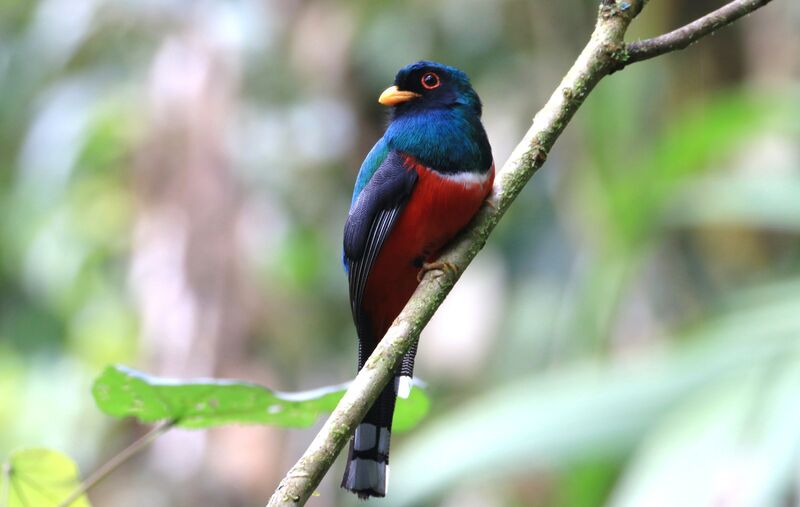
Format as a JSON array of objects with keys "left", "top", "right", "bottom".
[
  {"left": 0, "top": 448, "right": 90, "bottom": 507},
  {"left": 92, "top": 366, "right": 428, "bottom": 432}
]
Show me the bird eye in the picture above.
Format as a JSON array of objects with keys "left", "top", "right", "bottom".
[{"left": 421, "top": 72, "right": 440, "bottom": 90}]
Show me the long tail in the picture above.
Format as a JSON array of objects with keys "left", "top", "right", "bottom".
[{"left": 341, "top": 377, "right": 400, "bottom": 499}]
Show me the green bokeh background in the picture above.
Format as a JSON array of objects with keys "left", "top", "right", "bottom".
[{"left": 1, "top": 1, "right": 799, "bottom": 506}]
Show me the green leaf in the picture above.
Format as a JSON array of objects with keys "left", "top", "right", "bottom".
[
  {"left": 0, "top": 448, "right": 90, "bottom": 507},
  {"left": 92, "top": 365, "right": 429, "bottom": 432}
]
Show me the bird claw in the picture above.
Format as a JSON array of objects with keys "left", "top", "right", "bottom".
[{"left": 417, "top": 261, "right": 459, "bottom": 282}]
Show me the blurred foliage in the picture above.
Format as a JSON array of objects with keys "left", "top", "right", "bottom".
[
  {"left": 0, "top": 0, "right": 798, "bottom": 506},
  {"left": 0, "top": 449, "right": 90, "bottom": 507},
  {"left": 383, "top": 281, "right": 800, "bottom": 506},
  {"left": 93, "top": 365, "right": 429, "bottom": 432}
]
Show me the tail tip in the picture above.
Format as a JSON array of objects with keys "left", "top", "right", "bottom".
[{"left": 342, "top": 458, "right": 389, "bottom": 499}]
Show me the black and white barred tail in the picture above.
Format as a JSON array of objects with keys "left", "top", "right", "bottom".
[{"left": 341, "top": 375, "right": 412, "bottom": 499}]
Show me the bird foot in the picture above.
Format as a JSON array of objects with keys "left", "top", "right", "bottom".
[
  {"left": 483, "top": 198, "right": 496, "bottom": 209},
  {"left": 417, "top": 261, "right": 459, "bottom": 282}
]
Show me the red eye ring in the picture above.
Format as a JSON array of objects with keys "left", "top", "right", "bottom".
[{"left": 421, "top": 72, "right": 440, "bottom": 90}]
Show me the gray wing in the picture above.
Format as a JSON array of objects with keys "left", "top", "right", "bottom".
[{"left": 343, "top": 151, "right": 418, "bottom": 335}]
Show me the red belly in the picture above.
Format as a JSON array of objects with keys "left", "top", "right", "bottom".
[{"left": 360, "top": 156, "right": 494, "bottom": 341}]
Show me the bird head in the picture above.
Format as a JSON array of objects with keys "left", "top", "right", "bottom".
[{"left": 378, "top": 61, "right": 482, "bottom": 117}]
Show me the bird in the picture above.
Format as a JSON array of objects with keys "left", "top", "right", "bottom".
[{"left": 341, "top": 61, "right": 494, "bottom": 499}]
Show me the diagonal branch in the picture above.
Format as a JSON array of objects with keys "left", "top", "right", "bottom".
[
  {"left": 624, "top": 0, "right": 774, "bottom": 66},
  {"left": 266, "top": 1, "right": 774, "bottom": 505}
]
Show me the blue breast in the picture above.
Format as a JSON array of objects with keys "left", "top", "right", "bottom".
[{"left": 384, "top": 108, "right": 491, "bottom": 176}]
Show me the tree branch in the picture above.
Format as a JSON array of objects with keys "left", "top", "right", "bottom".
[
  {"left": 624, "top": 0, "right": 774, "bottom": 66},
  {"left": 266, "top": 1, "right": 774, "bottom": 505}
]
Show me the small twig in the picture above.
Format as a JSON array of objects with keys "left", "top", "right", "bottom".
[
  {"left": 624, "top": 0, "right": 774, "bottom": 66},
  {"left": 57, "top": 420, "right": 177, "bottom": 507}
]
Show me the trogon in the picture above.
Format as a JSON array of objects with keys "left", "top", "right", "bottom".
[{"left": 341, "top": 61, "right": 494, "bottom": 498}]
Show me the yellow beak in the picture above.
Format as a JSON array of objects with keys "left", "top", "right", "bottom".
[{"left": 378, "top": 86, "right": 421, "bottom": 106}]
